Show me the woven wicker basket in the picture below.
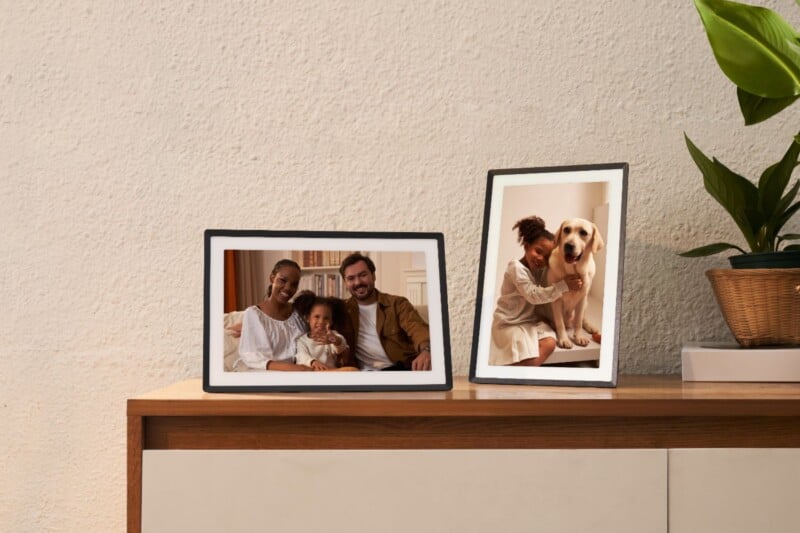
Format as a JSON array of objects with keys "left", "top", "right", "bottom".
[{"left": 706, "top": 268, "right": 800, "bottom": 347}]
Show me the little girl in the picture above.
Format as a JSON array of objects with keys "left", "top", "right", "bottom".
[
  {"left": 490, "top": 215, "right": 582, "bottom": 366},
  {"left": 294, "top": 295, "right": 352, "bottom": 370}
]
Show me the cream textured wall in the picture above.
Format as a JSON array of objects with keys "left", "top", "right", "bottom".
[{"left": 2, "top": 0, "right": 798, "bottom": 530}]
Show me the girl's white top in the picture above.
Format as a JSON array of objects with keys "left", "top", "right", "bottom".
[
  {"left": 295, "top": 331, "right": 348, "bottom": 368},
  {"left": 492, "top": 259, "right": 568, "bottom": 325}
]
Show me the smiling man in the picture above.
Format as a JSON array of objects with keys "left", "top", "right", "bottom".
[{"left": 339, "top": 253, "right": 431, "bottom": 371}]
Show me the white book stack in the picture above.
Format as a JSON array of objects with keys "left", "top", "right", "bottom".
[{"left": 681, "top": 342, "right": 800, "bottom": 382}]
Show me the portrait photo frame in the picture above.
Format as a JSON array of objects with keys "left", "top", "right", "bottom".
[
  {"left": 204, "top": 229, "right": 452, "bottom": 392},
  {"left": 470, "top": 163, "right": 628, "bottom": 387}
]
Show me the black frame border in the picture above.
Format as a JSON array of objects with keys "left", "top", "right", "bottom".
[
  {"left": 469, "top": 163, "right": 628, "bottom": 388},
  {"left": 203, "top": 229, "right": 452, "bottom": 392}
]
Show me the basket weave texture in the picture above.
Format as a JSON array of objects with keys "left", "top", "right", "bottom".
[{"left": 706, "top": 268, "right": 800, "bottom": 347}]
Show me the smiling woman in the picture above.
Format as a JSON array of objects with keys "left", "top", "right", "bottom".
[{"left": 235, "top": 259, "right": 311, "bottom": 372}]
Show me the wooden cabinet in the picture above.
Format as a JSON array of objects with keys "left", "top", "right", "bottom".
[{"left": 128, "top": 376, "right": 800, "bottom": 533}]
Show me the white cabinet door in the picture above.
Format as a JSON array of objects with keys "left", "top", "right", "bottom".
[
  {"left": 143, "top": 449, "right": 667, "bottom": 533},
  {"left": 669, "top": 449, "right": 800, "bottom": 533}
]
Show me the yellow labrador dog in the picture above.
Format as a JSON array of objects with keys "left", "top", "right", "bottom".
[{"left": 546, "top": 218, "right": 604, "bottom": 348}]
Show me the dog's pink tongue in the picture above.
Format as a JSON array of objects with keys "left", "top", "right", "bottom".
[{"left": 565, "top": 255, "right": 578, "bottom": 264}]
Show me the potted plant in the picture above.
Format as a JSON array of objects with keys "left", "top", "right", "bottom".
[
  {"left": 681, "top": 0, "right": 800, "bottom": 267},
  {"left": 682, "top": 0, "right": 800, "bottom": 346},
  {"left": 681, "top": 134, "right": 800, "bottom": 268}
]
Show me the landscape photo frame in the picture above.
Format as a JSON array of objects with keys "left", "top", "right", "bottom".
[
  {"left": 469, "top": 163, "right": 628, "bottom": 387},
  {"left": 204, "top": 229, "right": 452, "bottom": 392}
]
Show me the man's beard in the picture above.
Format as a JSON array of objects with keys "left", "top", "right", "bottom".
[{"left": 353, "top": 284, "right": 373, "bottom": 300}]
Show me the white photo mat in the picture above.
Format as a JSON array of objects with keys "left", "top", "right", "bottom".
[{"left": 204, "top": 230, "right": 452, "bottom": 392}]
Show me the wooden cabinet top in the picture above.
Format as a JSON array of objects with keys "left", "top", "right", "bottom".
[{"left": 128, "top": 376, "right": 800, "bottom": 418}]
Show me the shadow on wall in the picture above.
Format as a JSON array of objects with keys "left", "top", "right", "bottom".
[{"left": 618, "top": 240, "right": 733, "bottom": 374}]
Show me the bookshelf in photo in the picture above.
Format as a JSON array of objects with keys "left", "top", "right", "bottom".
[
  {"left": 290, "top": 250, "right": 359, "bottom": 299},
  {"left": 225, "top": 249, "right": 422, "bottom": 311}
]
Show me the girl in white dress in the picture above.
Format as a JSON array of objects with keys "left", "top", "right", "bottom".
[
  {"left": 235, "top": 259, "right": 311, "bottom": 371},
  {"left": 293, "top": 296, "right": 354, "bottom": 370},
  {"left": 490, "top": 216, "right": 582, "bottom": 366}
]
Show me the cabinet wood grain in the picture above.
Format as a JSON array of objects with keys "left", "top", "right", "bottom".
[{"left": 127, "top": 375, "right": 800, "bottom": 532}]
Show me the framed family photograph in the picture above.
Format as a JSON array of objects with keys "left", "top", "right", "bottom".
[
  {"left": 204, "top": 229, "right": 452, "bottom": 392},
  {"left": 470, "top": 163, "right": 628, "bottom": 387}
]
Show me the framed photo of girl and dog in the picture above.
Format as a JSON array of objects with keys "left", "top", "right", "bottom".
[
  {"left": 470, "top": 163, "right": 628, "bottom": 387},
  {"left": 204, "top": 229, "right": 452, "bottom": 392}
]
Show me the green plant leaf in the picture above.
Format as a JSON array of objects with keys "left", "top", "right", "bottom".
[
  {"left": 694, "top": 0, "right": 800, "bottom": 98},
  {"left": 764, "top": 182, "right": 800, "bottom": 249},
  {"left": 777, "top": 233, "right": 800, "bottom": 250},
  {"left": 714, "top": 158, "right": 764, "bottom": 239},
  {"left": 685, "top": 134, "right": 761, "bottom": 249},
  {"left": 758, "top": 162, "right": 800, "bottom": 195},
  {"left": 773, "top": 200, "right": 800, "bottom": 236},
  {"left": 737, "top": 87, "right": 800, "bottom": 124},
  {"left": 679, "top": 242, "right": 747, "bottom": 257},
  {"left": 774, "top": 180, "right": 800, "bottom": 216},
  {"left": 754, "top": 224, "right": 772, "bottom": 252},
  {"left": 758, "top": 137, "right": 800, "bottom": 219}
]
